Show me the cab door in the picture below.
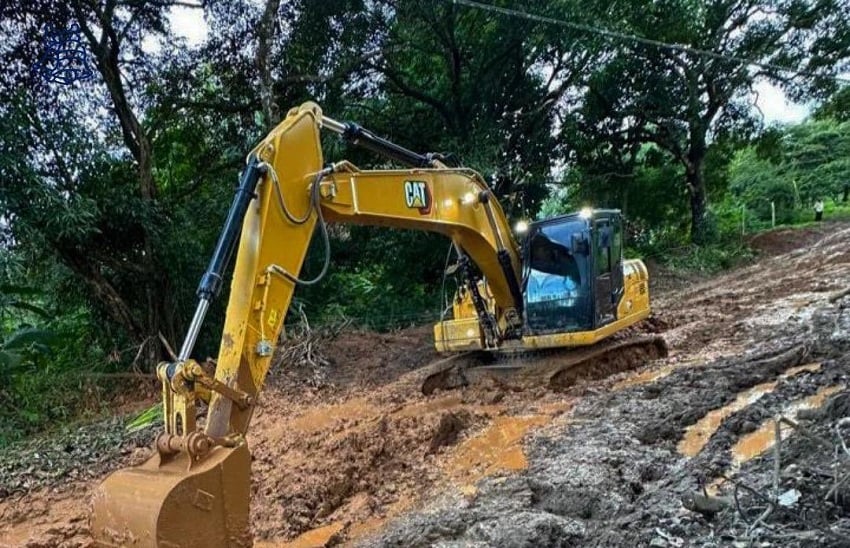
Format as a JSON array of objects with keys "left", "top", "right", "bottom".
[{"left": 592, "top": 217, "right": 617, "bottom": 326}]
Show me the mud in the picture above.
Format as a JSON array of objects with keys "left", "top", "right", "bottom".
[
  {"left": 365, "top": 225, "right": 850, "bottom": 547},
  {"left": 747, "top": 224, "right": 833, "bottom": 256},
  {"left": 3, "top": 224, "right": 850, "bottom": 547}
]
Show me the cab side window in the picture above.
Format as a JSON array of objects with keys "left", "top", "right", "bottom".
[
  {"left": 594, "top": 222, "right": 612, "bottom": 276},
  {"left": 610, "top": 220, "right": 622, "bottom": 266}
]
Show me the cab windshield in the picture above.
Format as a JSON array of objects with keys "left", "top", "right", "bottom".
[{"left": 524, "top": 219, "right": 592, "bottom": 332}]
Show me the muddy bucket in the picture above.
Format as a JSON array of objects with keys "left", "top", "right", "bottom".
[{"left": 91, "top": 444, "right": 251, "bottom": 547}]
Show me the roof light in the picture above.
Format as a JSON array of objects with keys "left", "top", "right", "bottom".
[{"left": 579, "top": 207, "right": 593, "bottom": 219}]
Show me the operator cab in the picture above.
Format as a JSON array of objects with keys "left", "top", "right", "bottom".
[{"left": 522, "top": 209, "right": 624, "bottom": 334}]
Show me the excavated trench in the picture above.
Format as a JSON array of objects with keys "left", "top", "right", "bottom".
[{"left": 1, "top": 223, "right": 849, "bottom": 547}]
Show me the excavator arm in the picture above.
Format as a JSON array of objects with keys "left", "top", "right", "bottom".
[{"left": 91, "top": 102, "right": 524, "bottom": 547}]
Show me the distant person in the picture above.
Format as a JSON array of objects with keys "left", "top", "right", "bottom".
[{"left": 814, "top": 199, "right": 825, "bottom": 222}]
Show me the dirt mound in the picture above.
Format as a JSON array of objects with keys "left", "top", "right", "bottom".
[
  {"left": 0, "top": 323, "right": 579, "bottom": 547},
  {"left": 747, "top": 223, "right": 832, "bottom": 256},
  {"left": 248, "top": 353, "right": 577, "bottom": 544}
]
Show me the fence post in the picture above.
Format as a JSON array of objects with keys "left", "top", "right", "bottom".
[
  {"left": 792, "top": 179, "right": 801, "bottom": 209},
  {"left": 741, "top": 204, "right": 746, "bottom": 235},
  {"left": 771, "top": 201, "right": 776, "bottom": 228}
]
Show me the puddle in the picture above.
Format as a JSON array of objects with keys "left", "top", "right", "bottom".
[
  {"left": 256, "top": 522, "right": 343, "bottom": 548},
  {"left": 730, "top": 384, "right": 843, "bottom": 466},
  {"left": 678, "top": 362, "right": 823, "bottom": 458},
  {"left": 448, "top": 415, "right": 550, "bottom": 483},
  {"left": 707, "top": 384, "right": 844, "bottom": 495},
  {"left": 613, "top": 365, "right": 675, "bottom": 390},
  {"left": 679, "top": 381, "right": 778, "bottom": 457}
]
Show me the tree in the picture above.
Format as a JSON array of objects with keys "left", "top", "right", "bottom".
[
  {"left": 814, "top": 85, "right": 850, "bottom": 122},
  {"left": 728, "top": 118, "right": 850, "bottom": 220},
  {"left": 783, "top": 118, "right": 850, "bottom": 203},
  {"left": 364, "top": 0, "right": 612, "bottom": 217},
  {"left": 0, "top": 1, "right": 207, "bottom": 364},
  {"left": 0, "top": 0, "right": 380, "bottom": 366},
  {"left": 573, "top": 0, "right": 850, "bottom": 243}
]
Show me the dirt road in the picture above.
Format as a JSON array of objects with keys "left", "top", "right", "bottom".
[{"left": 2, "top": 223, "right": 850, "bottom": 547}]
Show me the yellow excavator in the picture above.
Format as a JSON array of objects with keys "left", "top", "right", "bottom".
[{"left": 90, "top": 102, "right": 664, "bottom": 546}]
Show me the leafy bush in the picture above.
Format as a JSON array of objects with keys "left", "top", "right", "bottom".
[
  {"left": 659, "top": 243, "right": 755, "bottom": 275},
  {"left": 0, "top": 288, "right": 115, "bottom": 445}
]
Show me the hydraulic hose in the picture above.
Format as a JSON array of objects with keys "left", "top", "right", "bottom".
[{"left": 269, "top": 166, "right": 334, "bottom": 286}]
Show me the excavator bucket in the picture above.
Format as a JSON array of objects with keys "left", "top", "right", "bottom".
[{"left": 90, "top": 444, "right": 251, "bottom": 547}]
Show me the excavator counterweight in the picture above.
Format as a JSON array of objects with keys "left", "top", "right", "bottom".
[{"left": 91, "top": 102, "right": 663, "bottom": 546}]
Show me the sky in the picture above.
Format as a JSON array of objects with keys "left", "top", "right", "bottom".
[
  {"left": 750, "top": 81, "right": 812, "bottom": 124},
  {"left": 167, "top": 6, "right": 814, "bottom": 126}
]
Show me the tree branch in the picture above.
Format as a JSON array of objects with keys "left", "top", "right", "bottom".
[{"left": 372, "top": 62, "right": 456, "bottom": 127}]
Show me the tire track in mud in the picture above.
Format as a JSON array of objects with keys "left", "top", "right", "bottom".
[{"left": 366, "top": 344, "right": 850, "bottom": 547}]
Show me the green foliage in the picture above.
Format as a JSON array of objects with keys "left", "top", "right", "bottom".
[
  {"left": 541, "top": 144, "right": 689, "bottom": 242},
  {"left": 565, "top": 0, "right": 850, "bottom": 243},
  {"left": 728, "top": 148, "right": 795, "bottom": 222},
  {"left": 728, "top": 118, "right": 850, "bottom": 226},
  {"left": 784, "top": 119, "right": 850, "bottom": 203},
  {"left": 294, "top": 228, "right": 448, "bottom": 331},
  {"left": 815, "top": 86, "right": 850, "bottom": 122},
  {"left": 0, "top": 327, "right": 55, "bottom": 372},
  {"left": 537, "top": 186, "right": 578, "bottom": 220},
  {"left": 659, "top": 244, "right": 756, "bottom": 275},
  {"left": 126, "top": 403, "right": 163, "bottom": 434},
  {"left": 0, "top": 287, "right": 113, "bottom": 444}
]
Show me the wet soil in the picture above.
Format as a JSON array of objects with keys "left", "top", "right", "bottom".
[
  {"left": 3, "top": 223, "right": 850, "bottom": 547},
  {"left": 747, "top": 223, "right": 834, "bottom": 256},
  {"left": 367, "top": 224, "right": 850, "bottom": 547}
]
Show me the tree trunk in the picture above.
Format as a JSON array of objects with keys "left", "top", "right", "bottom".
[
  {"left": 72, "top": 4, "right": 172, "bottom": 367},
  {"left": 686, "top": 160, "right": 709, "bottom": 244},
  {"left": 257, "top": 0, "right": 282, "bottom": 126},
  {"left": 685, "top": 121, "right": 710, "bottom": 244},
  {"left": 58, "top": 247, "right": 145, "bottom": 342}
]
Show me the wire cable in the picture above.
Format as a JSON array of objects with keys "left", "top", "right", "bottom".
[{"left": 450, "top": 0, "right": 850, "bottom": 85}]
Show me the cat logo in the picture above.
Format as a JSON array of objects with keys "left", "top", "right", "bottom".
[{"left": 404, "top": 180, "right": 431, "bottom": 214}]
